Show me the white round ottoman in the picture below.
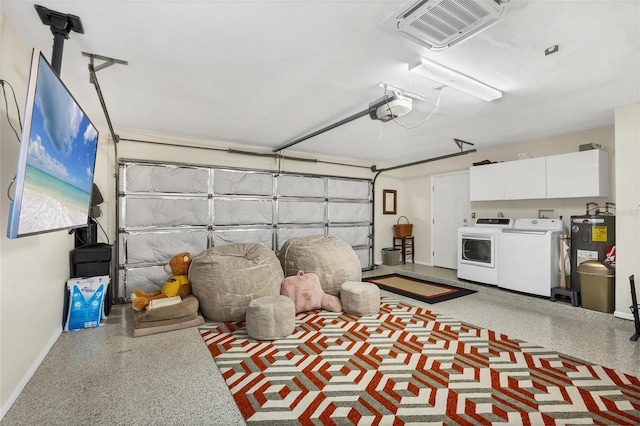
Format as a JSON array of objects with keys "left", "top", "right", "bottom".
[
  {"left": 246, "top": 295, "right": 296, "bottom": 340},
  {"left": 340, "top": 282, "right": 380, "bottom": 316}
]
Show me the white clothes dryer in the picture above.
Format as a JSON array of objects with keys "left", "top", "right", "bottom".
[
  {"left": 498, "top": 218, "right": 564, "bottom": 297},
  {"left": 457, "top": 218, "right": 513, "bottom": 285}
]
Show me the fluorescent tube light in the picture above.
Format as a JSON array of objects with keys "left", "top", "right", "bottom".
[{"left": 410, "top": 58, "right": 502, "bottom": 102}]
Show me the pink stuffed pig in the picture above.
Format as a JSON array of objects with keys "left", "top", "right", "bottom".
[{"left": 280, "top": 271, "right": 342, "bottom": 313}]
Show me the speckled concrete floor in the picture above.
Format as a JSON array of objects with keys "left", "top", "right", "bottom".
[
  {"left": 3, "top": 264, "right": 639, "bottom": 425},
  {"left": 2, "top": 301, "right": 245, "bottom": 426},
  {"left": 370, "top": 264, "right": 640, "bottom": 377}
]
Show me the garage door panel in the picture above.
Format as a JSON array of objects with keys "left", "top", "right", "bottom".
[
  {"left": 123, "top": 230, "right": 208, "bottom": 265},
  {"left": 118, "top": 162, "right": 372, "bottom": 301},
  {"left": 214, "top": 199, "right": 273, "bottom": 225},
  {"left": 124, "top": 198, "right": 209, "bottom": 227},
  {"left": 213, "top": 228, "right": 273, "bottom": 248},
  {"left": 125, "top": 164, "right": 209, "bottom": 193}
]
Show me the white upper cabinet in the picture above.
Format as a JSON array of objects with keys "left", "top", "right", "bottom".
[
  {"left": 469, "top": 162, "right": 504, "bottom": 201},
  {"left": 546, "top": 149, "right": 609, "bottom": 198},
  {"left": 503, "top": 157, "right": 547, "bottom": 200},
  {"left": 469, "top": 150, "right": 609, "bottom": 201}
]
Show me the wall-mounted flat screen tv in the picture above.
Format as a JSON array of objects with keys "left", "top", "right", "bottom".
[{"left": 6, "top": 49, "right": 99, "bottom": 239}]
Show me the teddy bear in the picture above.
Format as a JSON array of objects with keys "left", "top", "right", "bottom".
[
  {"left": 131, "top": 252, "right": 193, "bottom": 311},
  {"left": 280, "top": 270, "right": 342, "bottom": 313}
]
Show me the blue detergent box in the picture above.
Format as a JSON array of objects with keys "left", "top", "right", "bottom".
[{"left": 64, "top": 275, "right": 110, "bottom": 332}]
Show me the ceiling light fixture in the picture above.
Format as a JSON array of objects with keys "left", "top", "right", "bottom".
[{"left": 410, "top": 58, "right": 502, "bottom": 102}]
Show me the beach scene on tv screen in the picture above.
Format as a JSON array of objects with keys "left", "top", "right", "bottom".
[{"left": 17, "top": 57, "right": 98, "bottom": 236}]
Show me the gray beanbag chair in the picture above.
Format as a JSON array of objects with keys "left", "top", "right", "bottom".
[
  {"left": 279, "top": 235, "right": 362, "bottom": 296},
  {"left": 189, "top": 243, "right": 284, "bottom": 321}
]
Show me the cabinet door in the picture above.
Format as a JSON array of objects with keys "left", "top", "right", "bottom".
[
  {"left": 469, "top": 163, "right": 504, "bottom": 201},
  {"left": 546, "top": 150, "right": 609, "bottom": 198},
  {"left": 503, "top": 157, "right": 546, "bottom": 200}
]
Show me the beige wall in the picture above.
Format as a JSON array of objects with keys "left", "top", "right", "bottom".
[
  {"left": 614, "top": 103, "right": 640, "bottom": 320},
  {"left": 374, "top": 173, "right": 405, "bottom": 260},
  {"left": 0, "top": 13, "right": 75, "bottom": 416}
]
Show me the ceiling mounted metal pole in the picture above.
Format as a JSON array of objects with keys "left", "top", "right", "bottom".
[
  {"left": 372, "top": 148, "right": 477, "bottom": 185},
  {"left": 35, "top": 4, "right": 84, "bottom": 75},
  {"left": 83, "top": 52, "right": 128, "bottom": 146},
  {"left": 274, "top": 88, "right": 413, "bottom": 152},
  {"left": 83, "top": 52, "right": 127, "bottom": 303},
  {"left": 273, "top": 107, "right": 370, "bottom": 152},
  {"left": 372, "top": 138, "right": 476, "bottom": 178}
]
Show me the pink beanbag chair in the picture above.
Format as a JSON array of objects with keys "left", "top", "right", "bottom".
[{"left": 280, "top": 271, "right": 342, "bottom": 313}]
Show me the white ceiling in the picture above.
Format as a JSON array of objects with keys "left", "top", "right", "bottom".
[{"left": 2, "top": 1, "right": 639, "bottom": 165}]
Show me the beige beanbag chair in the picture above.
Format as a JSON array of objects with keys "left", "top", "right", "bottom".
[
  {"left": 279, "top": 235, "right": 362, "bottom": 297},
  {"left": 189, "top": 243, "right": 284, "bottom": 321}
]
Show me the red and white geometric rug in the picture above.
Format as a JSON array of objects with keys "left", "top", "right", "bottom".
[{"left": 199, "top": 298, "right": 640, "bottom": 424}]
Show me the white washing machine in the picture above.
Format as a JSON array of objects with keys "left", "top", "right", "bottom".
[
  {"left": 498, "top": 218, "right": 564, "bottom": 297},
  {"left": 457, "top": 218, "right": 514, "bottom": 285}
]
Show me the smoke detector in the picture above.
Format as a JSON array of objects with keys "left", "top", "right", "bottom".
[{"left": 379, "top": 0, "right": 512, "bottom": 50}]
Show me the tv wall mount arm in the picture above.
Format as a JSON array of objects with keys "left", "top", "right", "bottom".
[{"left": 35, "top": 4, "right": 84, "bottom": 75}]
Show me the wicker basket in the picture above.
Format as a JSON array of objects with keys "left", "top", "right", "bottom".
[{"left": 393, "top": 216, "right": 413, "bottom": 238}]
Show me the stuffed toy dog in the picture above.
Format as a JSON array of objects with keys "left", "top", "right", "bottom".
[
  {"left": 131, "top": 252, "right": 192, "bottom": 311},
  {"left": 280, "top": 271, "right": 342, "bottom": 313}
]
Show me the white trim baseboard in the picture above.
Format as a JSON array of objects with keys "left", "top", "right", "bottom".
[
  {"left": 0, "top": 326, "right": 62, "bottom": 421},
  {"left": 614, "top": 310, "right": 634, "bottom": 321}
]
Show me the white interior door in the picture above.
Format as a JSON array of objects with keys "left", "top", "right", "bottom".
[{"left": 431, "top": 171, "right": 470, "bottom": 269}]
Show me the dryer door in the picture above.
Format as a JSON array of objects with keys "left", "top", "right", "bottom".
[{"left": 460, "top": 233, "right": 495, "bottom": 268}]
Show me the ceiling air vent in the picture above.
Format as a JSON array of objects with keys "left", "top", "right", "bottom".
[{"left": 379, "top": 0, "right": 511, "bottom": 50}]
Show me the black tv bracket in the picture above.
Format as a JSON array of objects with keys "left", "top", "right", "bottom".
[{"left": 35, "top": 4, "right": 84, "bottom": 75}]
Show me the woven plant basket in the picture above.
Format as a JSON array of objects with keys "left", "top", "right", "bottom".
[{"left": 393, "top": 216, "right": 413, "bottom": 237}]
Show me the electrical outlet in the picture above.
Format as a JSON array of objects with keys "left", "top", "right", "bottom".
[
  {"left": 538, "top": 209, "right": 555, "bottom": 219},
  {"left": 471, "top": 212, "right": 476, "bottom": 219}
]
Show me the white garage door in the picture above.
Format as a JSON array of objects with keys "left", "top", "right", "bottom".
[{"left": 116, "top": 161, "right": 372, "bottom": 300}]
